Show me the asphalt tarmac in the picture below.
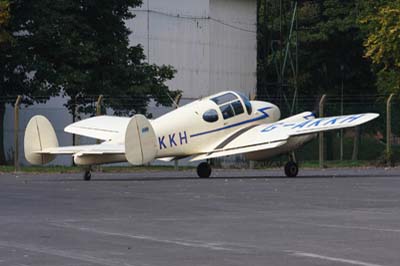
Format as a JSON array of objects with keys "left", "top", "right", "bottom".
[{"left": 1, "top": 167, "right": 400, "bottom": 266}]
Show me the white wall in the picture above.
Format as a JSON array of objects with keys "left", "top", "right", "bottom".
[
  {"left": 209, "top": 0, "right": 257, "bottom": 96},
  {"left": 128, "top": 0, "right": 257, "bottom": 98}
]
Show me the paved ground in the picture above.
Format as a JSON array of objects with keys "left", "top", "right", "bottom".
[{"left": 1, "top": 168, "right": 400, "bottom": 266}]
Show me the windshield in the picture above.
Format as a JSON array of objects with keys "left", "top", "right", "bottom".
[
  {"left": 210, "top": 93, "right": 238, "bottom": 105},
  {"left": 236, "top": 92, "right": 252, "bottom": 115}
]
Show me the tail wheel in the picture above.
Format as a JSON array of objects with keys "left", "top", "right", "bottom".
[
  {"left": 84, "top": 170, "right": 91, "bottom": 181},
  {"left": 284, "top": 161, "right": 298, "bottom": 177},
  {"left": 197, "top": 162, "right": 211, "bottom": 178}
]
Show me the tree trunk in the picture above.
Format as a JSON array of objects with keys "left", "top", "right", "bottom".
[
  {"left": 71, "top": 96, "right": 76, "bottom": 166},
  {"left": 0, "top": 103, "right": 6, "bottom": 164},
  {"left": 352, "top": 127, "right": 360, "bottom": 160},
  {"left": 72, "top": 95, "right": 76, "bottom": 146}
]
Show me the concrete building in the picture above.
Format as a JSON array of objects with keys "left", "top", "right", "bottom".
[{"left": 127, "top": 0, "right": 257, "bottom": 98}]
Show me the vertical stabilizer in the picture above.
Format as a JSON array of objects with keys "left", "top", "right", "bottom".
[
  {"left": 125, "top": 115, "right": 157, "bottom": 165},
  {"left": 24, "top": 115, "right": 59, "bottom": 165}
]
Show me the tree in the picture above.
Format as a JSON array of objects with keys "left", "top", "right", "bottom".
[
  {"left": 0, "top": 0, "right": 10, "bottom": 44},
  {"left": 11, "top": 0, "right": 177, "bottom": 121},
  {"left": 257, "top": 0, "right": 377, "bottom": 112},
  {"left": 0, "top": 0, "right": 177, "bottom": 164},
  {"left": 257, "top": 0, "right": 379, "bottom": 160},
  {"left": 360, "top": 1, "right": 400, "bottom": 94},
  {"left": 0, "top": 0, "right": 10, "bottom": 163},
  {"left": 1, "top": 0, "right": 53, "bottom": 164}
]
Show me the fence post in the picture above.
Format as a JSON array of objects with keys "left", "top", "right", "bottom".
[
  {"left": 14, "top": 95, "right": 22, "bottom": 173},
  {"left": 96, "top": 95, "right": 103, "bottom": 117},
  {"left": 249, "top": 91, "right": 257, "bottom": 101},
  {"left": 319, "top": 94, "right": 327, "bottom": 168},
  {"left": 94, "top": 95, "right": 104, "bottom": 172},
  {"left": 174, "top": 93, "right": 182, "bottom": 170},
  {"left": 386, "top": 93, "right": 395, "bottom": 165},
  {"left": 96, "top": 95, "right": 103, "bottom": 146},
  {"left": 249, "top": 92, "right": 256, "bottom": 169}
]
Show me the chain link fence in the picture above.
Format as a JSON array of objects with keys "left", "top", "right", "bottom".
[{"left": 1, "top": 93, "right": 397, "bottom": 169}]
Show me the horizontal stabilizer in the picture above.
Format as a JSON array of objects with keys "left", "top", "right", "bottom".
[
  {"left": 38, "top": 143, "right": 124, "bottom": 155},
  {"left": 65, "top": 115, "right": 131, "bottom": 141}
]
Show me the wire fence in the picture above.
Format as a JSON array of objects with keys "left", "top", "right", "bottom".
[{"left": 1, "top": 93, "right": 398, "bottom": 168}]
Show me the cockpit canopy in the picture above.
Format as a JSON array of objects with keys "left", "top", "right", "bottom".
[
  {"left": 202, "top": 91, "right": 253, "bottom": 123},
  {"left": 211, "top": 92, "right": 252, "bottom": 117},
  {"left": 236, "top": 92, "right": 252, "bottom": 115}
]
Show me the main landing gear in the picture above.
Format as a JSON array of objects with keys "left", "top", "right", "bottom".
[
  {"left": 83, "top": 166, "right": 92, "bottom": 181},
  {"left": 195, "top": 160, "right": 298, "bottom": 178},
  {"left": 197, "top": 156, "right": 299, "bottom": 178},
  {"left": 284, "top": 153, "right": 298, "bottom": 177},
  {"left": 197, "top": 162, "right": 212, "bottom": 178}
]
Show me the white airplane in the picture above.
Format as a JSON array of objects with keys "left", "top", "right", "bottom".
[{"left": 24, "top": 91, "right": 378, "bottom": 180}]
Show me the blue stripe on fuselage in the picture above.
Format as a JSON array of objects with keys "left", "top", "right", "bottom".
[{"left": 190, "top": 107, "right": 272, "bottom": 138}]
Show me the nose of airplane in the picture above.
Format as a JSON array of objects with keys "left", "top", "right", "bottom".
[
  {"left": 269, "top": 103, "right": 281, "bottom": 121},
  {"left": 250, "top": 100, "right": 281, "bottom": 122}
]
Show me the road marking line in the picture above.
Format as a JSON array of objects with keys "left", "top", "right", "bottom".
[
  {"left": 0, "top": 241, "right": 137, "bottom": 266},
  {"left": 52, "top": 222, "right": 240, "bottom": 252},
  {"left": 296, "top": 222, "right": 400, "bottom": 233},
  {"left": 288, "top": 251, "right": 385, "bottom": 266}
]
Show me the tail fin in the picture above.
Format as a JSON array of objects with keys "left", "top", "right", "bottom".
[
  {"left": 125, "top": 115, "right": 157, "bottom": 165},
  {"left": 24, "top": 115, "right": 59, "bottom": 165}
]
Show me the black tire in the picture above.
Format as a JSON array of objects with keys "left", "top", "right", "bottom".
[
  {"left": 197, "top": 162, "right": 211, "bottom": 178},
  {"left": 84, "top": 171, "right": 91, "bottom": 181},
  {"left": 284, "top": 161, "right": 298, "bottom": 177}
]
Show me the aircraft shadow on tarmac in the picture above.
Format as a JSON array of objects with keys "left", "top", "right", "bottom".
[{"left": 37, "top": 172, "right": 400, "bottom": 182}]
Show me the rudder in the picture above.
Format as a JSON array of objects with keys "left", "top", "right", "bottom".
[
  {"left": 24, "top": 115, "right": 59, "bottom": 165},
  {"left": 125, "top": 115, "right": 157, "bottom": 165}
]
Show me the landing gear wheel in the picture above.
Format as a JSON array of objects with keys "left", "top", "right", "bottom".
[
  {"left": 284, "top": 161, "right": 298, "bottom": 177},
  {"left": 197, "top": 162, "right": 211, "bottom": 178},
  {"left": 83, "top": 170, "right": 91, "bottom": 181}
]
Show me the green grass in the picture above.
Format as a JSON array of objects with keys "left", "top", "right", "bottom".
[
  {"left": 0, "top": 165, "right": 194, "bottom": 174},
  {"left": 299, "top": 160, "right": 375, "bottom": 168},
  {"left": 0, "top": 160, "right": 382, "bottom": 174},
  {"left": 0, "top": 165, "right": 81, "bottom": 173},
  {"left": 252, "top": 160, "right": 376, "bottom": 169}
]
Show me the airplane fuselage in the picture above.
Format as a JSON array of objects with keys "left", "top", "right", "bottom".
[{"left": 151, "top": 91, "right": 280, "bottom": 159}]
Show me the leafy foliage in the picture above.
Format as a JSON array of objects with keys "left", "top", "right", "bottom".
[
  {"left": 10, "top": 0, "right": 177, "bottom": 118},
  {"left": 257, "top": 0, "right": 378, "bottom": 113},
  {"left": 0, "top": 0, "right": 178, "bottom": 163},
  {"left": 0, "top": 0, "right": 10, "bottom": 44},
  {"left": 360, "top": 1, "right": 400, "bottom": 94}
]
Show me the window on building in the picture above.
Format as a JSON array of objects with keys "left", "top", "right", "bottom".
[{"left": 203, "top": 109, "right": 219, "bottom": 123}]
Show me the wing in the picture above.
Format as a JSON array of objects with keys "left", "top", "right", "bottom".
[
  {"left": 64, "top": 115, "right": 131, "bottom": 141},
  {"left": 191, "top": 113, "right": 379, "bottom": 161}
]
